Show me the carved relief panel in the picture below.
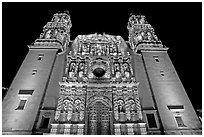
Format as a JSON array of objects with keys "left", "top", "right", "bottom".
[
  {"left": 110, "top": 57, "right": 134, "bottom": 83},
  {"left": 113, "top": 83, "right": 142, "bottom": 123},
  {"left": 54, "top": 84, "right": 86, "bottom": 124}
]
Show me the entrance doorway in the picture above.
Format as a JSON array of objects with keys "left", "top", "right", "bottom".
[{"left": 87, "top": 101, "right": 111, "bottom": 135}]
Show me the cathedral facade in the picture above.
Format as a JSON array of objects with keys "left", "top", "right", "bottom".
[{"left": 2, "top": 12, "right": 202, "bottom": 135}]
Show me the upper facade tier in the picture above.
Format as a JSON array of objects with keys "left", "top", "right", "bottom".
[{"left": 70, "top": 33, "right": 128, "bottom": 57}]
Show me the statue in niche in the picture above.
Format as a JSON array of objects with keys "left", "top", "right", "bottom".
[
  {"left": 65, "top": 100, "right": 73, "bottom": 121},
  {"left": 56, "top": 30, "right": 66, "bottom": 44},
  {"left": 90, "top": 44, "right": 95, "bottom": 55},
  {"left": 82, "top": 43, "right": 90, "bottom": 55},
  {"left": 100, "top": 44, "right": 106, "bottom": 56},
  {"left": 114, "top": 63, "right": 121, "bottom": 79},
  {"left": 130, "top": 102, "right": 139, "bottom": 121},
  {"left": 63, "top": 15, "right": 69, "bottom": 23},
  {"left": 78, "top": 43, "right": 82, "bottom": 54},
  {"left": 109, "top": 45, "right": 113, "bottom": 55},
  {"left": 147, "top": 31, "right": 153, "bottom": 41},
  {"left": 115, "top": 99, "right": 125, "bottom": 113},
  {"left": 123, "top": 62, "right": 130, "bottom": 78},
  {"left": 72, "top": 99, "right": 81, "bottom": 122},
  {"left": 109, "top": 44, "right": 117, "bottom": 56},
  {"left": 44, "top": 29, "right": 52, "bottom": 39},
  {"left": 118, "top": 104, "right": 125, "bottom": 113},
  {"left": 95, "top": 43, "right": 103, "bottom": 56},
  {"left": 54, "top": 29, "right": 59, "bottom": 38},
  {"left": 78, "top": 62, "right": 85, "bottom": 78},
  {"left": 62, "top": 99, "right": 69, "bottom": 112},
  {"left": 130, "top": 102, "right": 137, "bottom": 113},
  {"left": 69, "top": 62, "right": 76, "bottom": 78},
  {"left": 134, "top": 33, "right": 143, "bottom": 42},
  {"left": 117, "top": 100, "right": 126, "bottom": 122},
  {"left": 48, "top": 29, "right": 55, "bottom": 39},
  {"left": 141, "top": 31, "right": 145, "bottom": 38},
  {"left": 113, "top": 45, "right": 118, "bottom": 56}
]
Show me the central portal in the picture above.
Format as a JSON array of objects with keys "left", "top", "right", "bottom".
[{"left": 87, "top": 101, "right": 111, "bottom": 135}]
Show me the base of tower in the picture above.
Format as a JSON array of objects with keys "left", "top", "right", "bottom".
[{"left": 164, "top": 129, "right": 202, "bottom": 135}]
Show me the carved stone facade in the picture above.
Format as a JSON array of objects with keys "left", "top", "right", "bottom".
[
  {"left": 49, "top": 33, "right": 146, "bottom": 135},
  {"left": 2, "top": 11, "right": 201, "bottom": 135}
]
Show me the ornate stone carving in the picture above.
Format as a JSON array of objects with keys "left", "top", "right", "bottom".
[
  {"left": 127, "top": 14, "right": 163, "bottom": 52},
  {"left": 32, "top": 11, "right": 72, "bottom": 50},
  {"left": 54, "top": 83, "right": 86, "bottom": 123},
  {"left": 52, "top": 30, "right": 144, "bottom": 134},
  {"left": 113, "top": 83, "right": 142, "bottom": 123},
  {"left": 72, "top": 33, "right": 127, "bottom": 56}
]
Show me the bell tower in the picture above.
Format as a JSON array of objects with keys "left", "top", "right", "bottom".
[
  {"left": 2, "top": 12, "right": 72, "bottom": 135},
  {"left": 127, "top": 14, "right": 202, "bottom": 134}
]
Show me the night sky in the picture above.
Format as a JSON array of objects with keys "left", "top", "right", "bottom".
[{"left": 2, "top": 2, "right": 202, "bottom": 110}]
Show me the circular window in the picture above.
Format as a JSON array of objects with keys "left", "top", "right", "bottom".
[{"left": 93, "top": 68, "right": 106, "bottom": 77}]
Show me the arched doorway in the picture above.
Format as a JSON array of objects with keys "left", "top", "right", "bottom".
[{"left": 87, "top": 101, "right": 111, "bottom": 135}]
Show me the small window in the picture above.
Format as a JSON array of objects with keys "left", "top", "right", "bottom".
[
  {"left": 19, "top": 89, "right": 34, "bottom": 95},
  {"left": 15, "top": 99, "right": 27, "bottom": 110},
  {"left": 32, "top": 69, "right": 37, "bottom": 75},
  {"left": 160, "top": 71, "right": 165, "bottom": 77},
  {"left": 38, "top": 54, "right": 44, "bottom": 61},
  {"left": 40, "top": 116, "right": 50, "bottom": 129},
  {"left": 153, "top": 56, "right": 159, "bottom": 62},
  {"left": 167, "top": 105, "right": 184, "bottom": 110},
  {"left": 175, "top": 116, "right": 186, "bottom": 127},
  {"left": 146, "top": 113, "right": 157, "bottom": 128}
]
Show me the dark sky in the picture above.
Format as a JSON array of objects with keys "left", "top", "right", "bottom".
[{"left": 2, "top": 2, "right": 202, "bottom": 110}]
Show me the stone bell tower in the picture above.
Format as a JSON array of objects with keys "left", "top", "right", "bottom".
[
  {"left": 127, "top": 15, "right": 202, "bottom": 135},
  {"left": 2, "top": 12, "right": 72, "bottom": 135}
]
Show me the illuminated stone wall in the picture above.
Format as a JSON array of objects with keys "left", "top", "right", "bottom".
[
  {"left": 2, "top": 49, "right": 58, "bottom": 134},
  {"left": 141, "top": 50, "right": 202, "bottom": 134}
]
